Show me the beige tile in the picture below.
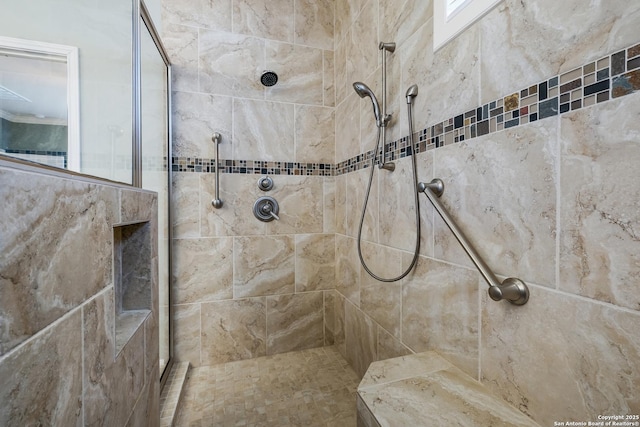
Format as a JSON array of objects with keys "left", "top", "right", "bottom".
[
  {"left": 171, "top": 172, "right": 200, "bottom": 239},
  {"left": 296, "top": 233, "right": 336, "bottom": 292},
  {"left": 379, "top": 0, "right": 433, "bottom": 46},
  {"left": 233, "top": 0, "right": 294, "bottom": 42},
  {"left": 295, "top": 105, "right": 335, "bottom": 164},
  {"left": 335, "top": 234, "right": 361, "bottom": 306},
  {"left": 402, "top": 255, "right": 480, "bottom": 378},
  {"left": 324, "top": 290, "right": 336, "bottom": 345},
  {"left": 162, "top": 0, "right": 232, "bottom": 32},
  {"left": 335, "top": 292, "right": 347, "bottom": 358},
  {"left": 324, "top": 50, "right": 336, "bottom": 107},
  {"left": 172, "top": 237, "right": 233, "bottom": 304},
  {"left": 173, "top": 303, "right": 201, "bottom": 367},
  {"left": 266, "top": 292, "right": 324, "bottom": 354},
  {"left": 376, "top": 326, "right": 412, "bottom": 362},
  {"left": 346, "top": 167, "right": 378, "bottom": 241},
  {"left": 294, "top": 0, "right": 334, "bottom": 50},
  {"left": 233, "top": 235, "right": 295, "bottom": 298},
  {"left": 201, "top": 298, "right": 267, "bottom": 364},
  {"left": 266, "top": 176, "right": 324, "bottom": 235},
  {"left": 161, "top": 24, "right": 198, "bottom": 92},
  {"left": 481, "top": 286, "right": 640, "bottom": 425},
  {"left": 335, "top": 174, "right": 347, "bottom": 235},
  {"left": 345, "top": 300, "right": 376, "bottom": 378},
  {"left": 334, "top": 34, "right": 348, "bottom": 106},
  {"left": 265, "top": 41, "right": 324, "bottom": 105},
  {"left": 233, "top": 98, "right": 295, "bottom": 161},
  {"left": 324, "top": 177, "right": 337, "bottom": 233},
  {"left": 346, "top": 0, "right": 378, "bottom": 87},
  {"left": 559, "top": 95, "right": 640, "bottom": 310}
]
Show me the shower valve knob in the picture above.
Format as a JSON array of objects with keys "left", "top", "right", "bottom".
[{"left": 258, "top": 176, "right": 274, "bottom": 191}]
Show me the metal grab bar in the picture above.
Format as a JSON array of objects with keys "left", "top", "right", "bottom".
[
  {"left": 211, "top": 133, "right": 223, "bottom": 209},
  {"left": 418, "top": 179, "right": 529, "bottom": 305}
]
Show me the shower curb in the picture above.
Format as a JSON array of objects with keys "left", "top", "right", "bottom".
[{"left": 159, "top": 362, "right": 190, "bottom": 427}]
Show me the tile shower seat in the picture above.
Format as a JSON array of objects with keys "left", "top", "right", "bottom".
[{"left": 357, "top": 352, "right": 541, "bottom": 427}]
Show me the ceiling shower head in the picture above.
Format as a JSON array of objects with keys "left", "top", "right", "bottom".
[{"left": 353, "top": 82, "right": 382, "bottom": 127}]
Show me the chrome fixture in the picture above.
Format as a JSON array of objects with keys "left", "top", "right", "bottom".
[
  {"left": 258, "top": 176, "right": 274, "bottom": 191},
  {"left": 211, "top": 132, "right": 223, "bottom": 209},
  {"left": 418, "top": 179, "right": 530, "bottom": 305},
  {"left": 253, "top": 196, "right": 280, "bottom": 222},
  {"left": 353, "top": 82, "right": 384, "bottom": 127},
  {"left": 260, "top": 70, "right": 278, "bottom": 87}
]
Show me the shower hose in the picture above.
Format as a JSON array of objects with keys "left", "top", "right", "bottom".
[{"left": 357, "top": 100, "right": 421, "bottom": 282}]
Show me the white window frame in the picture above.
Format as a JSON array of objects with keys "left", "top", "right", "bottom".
[{"left": 434, "top": 0, "right": 503, "bottom": 52}]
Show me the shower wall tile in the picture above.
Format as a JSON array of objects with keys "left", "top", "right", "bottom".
[
  {"left": 379, "top": 0, "right": 432, "bottom": 46},
  {"left": 0, "top": 308, "right": 83, "bottom": 426},
  {"left": 295, "top": 105, "right": 335, "bottom": 164},
  {"left": 162, "top": 0, "right": 232, "bottom": 32},
  {"left": 479, "top": 0, "right": 640, "bottom": 103},
  {"left": 296, "top": 233, "right": 336, "bottom": 292},
  {"left": 335, "top": 234, "right": 361, "bottom": 307},
  {"left": 335, "top": 174, "right": 347, "bottom": 235},
  {"left": 335, "top": 91, "right": 360, "bottom": 162},
  {"left": 233, "top": 0, "right": 294, "bottom": 43},
  {"left": 173, "top": 303, "right": 202, "bottom": 368},
  {"left": 346, "top": 167, "right": 379, "bottom": 241},
  {"left": 173, "top": 237, "right": 233, "bottom": 304},
  {"left": 295, "top": 0, "right": 334, "bottom": 50},
  {"left": 161, "top": 23, "right": 198, "bottom": 93},
  {"left": 265, "top": 42, "right": 324, "bottom": 105},
  {"left": 233, "top": 235, "right": 295, "bottom": 298},
  {"left": 172, "top": 91, "right": 233, "bottom": 159},
  {"left": 334, "top": 292, "right": 347, "bottom": 358},
  {"left": 323, "top": 50, "right": 336, "bottom": 107},
  {"left": 200, "top": 297, "right": 267, "bottom": 364},
  {"left": 376, "top": 326, "right": 412, "bottom": 362},
  {"left": 559, "top": 93, "right": 640, "bottom": 310},
  {"left": 0, "top": 170, "right": 117, "bottom": 355},
  {"left": 324, "top": 290, "right": 336, "bottom": 345},
  {"left": 171, "top": 172, "right": 200, "bottom": 239},
  {"left": 199, "top": 30, "right": 265, "bottom": 99},
  {"left": 266, "top": 176, "right": 324, "bottom": 235},
  {"left": 433, "top": 119, "right": 558, "bottom": 288},
  {"left": 323, "top": 177, "right": 336, "bottom": 233},
  {"left": 335, "top": 33, "right": 348, "bottom": 107},
  {"left": 266, "top": 292, "right": 324, "bottom": 354},
  {"left": 481, "top": 285, "right": 640, "bottom": 425},
  {"left": 402, "top": 255, "right": 480, "bottom": 379},
  {"left": 346, "top": 0, "right": 378, "bottom": 87},
  {"left": 233, "top": 98, "right": 295, "bottom": 161},
  {"left": 359, "top": 241, "right": 402, "bottom": 337},
  {"left": 345, "top": 298, "right": 377, "bottom": 378}
]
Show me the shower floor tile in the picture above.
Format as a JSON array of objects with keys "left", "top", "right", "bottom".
[{"left": 174, "top": 346, "right": 360, "bottom": 427}]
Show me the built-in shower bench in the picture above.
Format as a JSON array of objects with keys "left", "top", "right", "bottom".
[{"left": 357, "top": 352, "right": 541, "bottom": 427}]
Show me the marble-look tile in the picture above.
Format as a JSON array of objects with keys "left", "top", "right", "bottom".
[
  {"left": 233, "top": 235, "right": 295, "bottom": 298},
  {"left": 402, "top": 255, "right": 480, "bottom": 378},
  {"left": 173, "top": 303, "right": 201, "bottom": 368},
  {"left": 266, "top": 175, "right": 324, "bottom": 235},
  {"left": 266, "top": 292, "right": 324, "bottom": 354},
  {"left": 559, "top": 94, "right": 640, "bottom": 310},
  {"left": 346, "top": 0, "right": 378, "bottom": 87},
  {"left": 359, "top": 241, "right": 402, "bottom": 337},
  {"left": 200, "top": 173, "right": 266, "bottom": 237},
  {"left": 359, "top": 351, "right": 453, "bottom": 389},
  {"left": 378, "top": 156, "right": 423, "bottom": 252},
  {"left": 201, "top": 298, "right": 267, "bottom": 364},
  {"left": 126, "top": 365, "right": 160, "bottom": 427},
  {"left": 233, "top": 0, "right": 294, "bottom": 42},
  {"left": 416, "top": 151, "right": 436, "bottom": 258},
  {"left": 481, "top": 286, "right": 640, "bottom": 425},
  {"left": 335, "top": 174, "right": 347, "bottom": 235},
  {"left": 265, "top": 42, "right": 324, "bottom": 105},
  {"left": 173, "top": 237, "right": 233, "bottom": 304},
  {"left": 0, "top": 171, "right": 118, "bottom": 354},
  {"left": 295, "top": 105, "right": 335, "bottom": 164},
  {"left": 0, "top": 308, "right": 83, "bottom": 426},
  {"left": 199, "top": 30, "right": 265, "bottom": 98},
  {"left": 335, "top": 234, "right": 361, "bottom": 306},
  {"left": 433, "top": 119, "right": 558, "bottom": 288},
  {"left": 345, "top": 300, "right": 377, "bottom": 378},
  {"left": 334, "top": 34, "right": 348, "bottom": 106},
  {"left": 324, "top": 290, "right": 336, "bottom": 345},
  {"left": 376, "top": 326, "right": 412, "bottom": 362},
  {"left": 334, "top": 292, "right": 347, "bottom": 358},
  {"left": 296, "top": 233, "right": 336, "bottom": 292},
  {"left": 171, "top": 172, "right": 200, "bottom": 239},
  {"left": 84, "top": 290, "right": 145, "bottom": 426},
  {"left": 120, "top": 188, "right": 157, "bottom": 224},
  {"left": 233, "top": 98, "right": 295, "bottom": 161},
  {"left": 116, "top": 222, "right": 152, "bottom": 312},
  {"left": 172, "top": 91, "right": 233, "bottom": 159},
  {"left": 294, "top": 0, "right": 334, "bottom": 50},
  {"left": 160, "top": 23, "right": 198, "bottom": 93},
  {"left": 346, "top": 167, "right": 378, "bottom": 241},
  {"left": 479, "top": 0, "right": 640, "bottom": 102},
  {"left": 144, "top": 309, "right": 159, "bottom": 384},
  {"left": 323, "top": 50, "right": 335, "bottom": 107},
  {"left": 401, "top": 19, "right": 479, "bottom": 130},
  {"left": 324, "top": 177, "right": 336, "bottom": 233},
  {"left": 161, "top": 0, "right": 232, "bottom": 32},
  {"left": 379, "top": 0, "right": 432, "bottom": 46}
]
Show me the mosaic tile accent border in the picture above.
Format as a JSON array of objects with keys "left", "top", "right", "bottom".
[
  {"left": 172, "top": 42, "right": 640, "bottom": 177},
  {"left": 1, "top": 148, "right": 68, "bottom": 168}
]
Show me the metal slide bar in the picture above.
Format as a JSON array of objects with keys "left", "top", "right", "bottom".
[
  {"left": 418, "top": 179, "right": 529, "bottom": 305},
  {"left": 211, "top": 133, "right": 223, "bottom": 209}
]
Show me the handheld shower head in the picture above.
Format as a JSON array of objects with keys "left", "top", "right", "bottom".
[
  {"left": 353, "top": 82, "right": 382, "bottom": 127},
  {"left": 406, "top": 84, "right": 418, "bottom": 104}
]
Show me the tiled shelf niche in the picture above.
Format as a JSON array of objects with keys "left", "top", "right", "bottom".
[{"left": 113, "top": 221, "right": 152, "bottom": 353}]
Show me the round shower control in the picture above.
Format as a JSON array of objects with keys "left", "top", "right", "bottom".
[
  {"left": 253, "top": 196, "right": 280, "bottom": 222},
  {"left": 258, "top": 176, "right": 273, "bottom": 191}
]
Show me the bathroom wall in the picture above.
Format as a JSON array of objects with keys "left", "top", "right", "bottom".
[
  {"left": 0, "top": 161, "right": 160, "bottom": 426},
  {"left": 161, "top": 0, "right": 337, "bottom": 367},
  {"left": 334, "top": 0, "right": 640, "bottom": 424}
]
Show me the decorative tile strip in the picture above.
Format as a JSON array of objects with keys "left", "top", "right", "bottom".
[{"left": 172, "top": 42, "right": 640, "bottom": 177}]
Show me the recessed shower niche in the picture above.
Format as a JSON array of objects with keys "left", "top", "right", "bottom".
[{"left": 113, "top": 221, "right": 152, "bottom": 353}]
